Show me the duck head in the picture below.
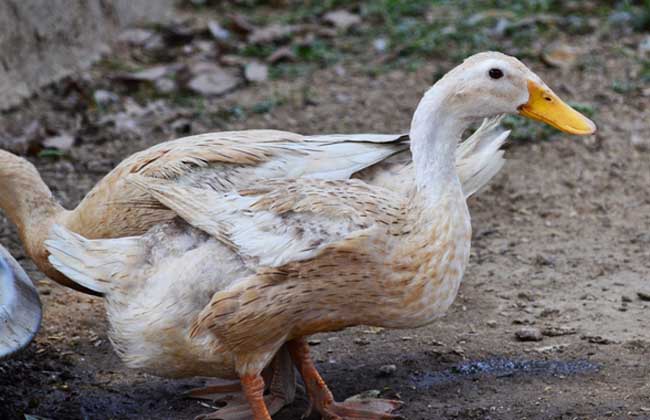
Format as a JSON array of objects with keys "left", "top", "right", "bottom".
[{"left": 433, "top": 51, "right": 596, "bottom": 135}]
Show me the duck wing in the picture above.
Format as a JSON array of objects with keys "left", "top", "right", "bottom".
[{"left": 70, "top": 130, "right": 407, "bottom": 239}]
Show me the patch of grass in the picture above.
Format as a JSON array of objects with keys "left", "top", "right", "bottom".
[
  {"left": 251, "top": 97, "right": 285, "bottom": 114},
  {"left": 611, "top": 79, "right": 637, "bottom": 94},
  {"left": 205, "top": 0, "right": 638, "bottom": 78},
  {"left": 502, "top": 114, "right": 558, "bottom": 142}
]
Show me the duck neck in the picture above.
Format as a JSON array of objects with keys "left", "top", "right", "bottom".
[
  {"left": 409, "top": 85, "right": 468, "bottom": 203},
  {"left": 0, "top": 159, "right": 68, "bottom": 258}
]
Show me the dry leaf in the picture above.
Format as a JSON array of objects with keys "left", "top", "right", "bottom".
[{"left": 323, "top": 10, "right": 361, "bottom": 31}]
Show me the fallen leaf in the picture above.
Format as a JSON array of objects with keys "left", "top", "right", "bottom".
[
  {"left": 541, "top": 42, "right": 578, "bottom": 69},
  {"left": 187, "top": 66, "right": 240, "bottom": 96},
  {"left": 248, "top": 24, "right": 295, "bottom": 44},
  {"left": 119, "top": 65, "right": 170, "bottom": 82},
  {"left": 117, "top": 28, "right": 154, "bottom": 46},
  {"left": 323, "top": 10, "right": 361, "bottom": 31},
  {"left": 267, "top": 46, "right": 296, "bottom": 64},
  {"left": 227, "top": 13, "right": 255, "bottom": 35}
]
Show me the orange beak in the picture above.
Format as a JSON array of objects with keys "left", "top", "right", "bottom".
[{"left": 518, "top": 80, "right": 596, "bottom": 136}]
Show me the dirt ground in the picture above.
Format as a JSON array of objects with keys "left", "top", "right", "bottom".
[{"left": 1, "top": 3, "right": 650, "bottom": 420}]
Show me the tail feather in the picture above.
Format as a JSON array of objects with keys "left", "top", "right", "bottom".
[
  {"left": 456, "top": 116, "right": 510, "bottom": 197},
  {"left": 45, "top": 225, "right": 144, "bottom": 295}
]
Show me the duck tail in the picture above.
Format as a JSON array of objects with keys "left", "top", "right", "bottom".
[
  {"left": 44, "top": 225, "right": 143, "bottom": 295},
  {"left": 456, "top": 116, "right": 510, "bottom": 198}
]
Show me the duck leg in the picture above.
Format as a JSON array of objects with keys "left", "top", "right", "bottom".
[
  {"left": 287, "top": 338, "right": 402, "bottom": 420},
  {"left": 194, "top": 346, "right": 296, "bottom": 420}
]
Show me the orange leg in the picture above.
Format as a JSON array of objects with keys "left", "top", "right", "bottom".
[
  {"left": 241, "top": 373, "right": 272, "bottom": 420},
  {"left": 287, "top": 338, "right": 402, "bottom": 419},
  {"left": 193, "top": 347, "right": 296, "bottom": 420}
]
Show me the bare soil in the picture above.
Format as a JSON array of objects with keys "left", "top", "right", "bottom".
[{"left": 1, "top": 13, "right": 649, "bottom": 420}]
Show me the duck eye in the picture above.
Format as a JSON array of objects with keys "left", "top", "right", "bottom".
[{"left": 489, "top": 68, "right": 504, "bottom": 79}]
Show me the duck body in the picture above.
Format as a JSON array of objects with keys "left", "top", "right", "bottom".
[
  {"left": 46, "top": 52, "right": 597, "bottom": 419},
  {"left": 48, "top": 177, "right": 470, "bottom": 380}
]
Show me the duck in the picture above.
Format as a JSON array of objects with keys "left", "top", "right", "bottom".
[
  {"left": 0, "top": 244, "right": 42, "bottom": 359},
  {"left": 0, "top": 119, "right": 506, "bottom": 297},
  {"left": 1, "top": 118, "right": 506, "bottom": 417},
  {"left": 44, "top": 51, "right": 596, "bottom": 420}
]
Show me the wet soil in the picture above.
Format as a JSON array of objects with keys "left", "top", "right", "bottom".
[{"left": 1, "top": 12, "right": 649, "bottom": 420}]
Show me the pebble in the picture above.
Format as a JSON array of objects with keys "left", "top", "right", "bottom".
[
  {"left": 542, "top": 326, "right": 577, "bottom": 337},
  {"left": 621, "top": 295, "right": 633, "bottom": 303},
  {"left": 637, "top": 291, "right": 650, "bottom": 302},
  {"left": 244, "top": 61, "right": 269, "bottom": 83},
  {"left": 378, "top": 364, "right": 397, "bottom": 376},
  {"left": 372, "top": 38, "right": 388, "bottom": 53},
  {"left": 486, "top": 320, "right": 497, "bottom": 328},
  {"left": 207, "top": 20, "right": 231, "bottom": 41},
  {"left": 155, "top": 78, "right": 177, "bottom": 95},
  {"left": 187, "top": 68, "right": 240, "bottom": 96},
  {"left": 354, "top": 338, "right": 370, "bottom": 346},
  {"left": 307, "top": 339, "right": 321, "bottom": 346},
  {"left": 515, "top": 327, "right": 543, "bottom": 342},
  {"left": 93, "top": 90, "right": 119, "bottom": 106},
  {"left": 42, "top": 133, "right": 75, "bottom": 151}
]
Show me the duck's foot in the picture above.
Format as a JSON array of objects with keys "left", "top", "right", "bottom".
[
  {"left": 186, "top": 379, "right": 242, "bottom": 400},
  {"left": 194, "top": 345, "right": 297, "bottom": 420},
  {"left": 194, "top": 392, "right": 288, "bottom": 420},
  {"left": 287, "top": 338, "right": 402, "bottom": 420},
  {"left": 320, "top": 398, "right": 403, "bottom": 419}
]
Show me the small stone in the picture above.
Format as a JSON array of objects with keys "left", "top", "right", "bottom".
[
  {"left": 345, "top": 390, "right": 381, "bottom": 402},
  {"left": 517, "top": 291, "right": 535, "bottom": 302},
  {"left": 486, "top": 320, "right": 497, "bottom": 328},
  {"left": 307, "top": 339, "right": 321, "bottom": 346},
  {"left": 187, "top": 65, "right": 240, "bottom": 96},
  {"left": 121, "top": 65, "right": 170, "bottom": 83},
  {"left": 373, "top": 37, "right": 388, "bottom": 53},
  {"left": 207, "top": 20, "right": 231, "bottom": 41},
  {"left": 515, "top": 327, "right": 543, "bottom": 342},
  {"left": 621, "top": 295, "right": 633, "bottom": 303},
  {"left": 244, "top": 61, "right": 268, "bottom": 83},
  {"left": 539, "top": 308, "right": 560, "bottom": 318},
  {"left": 541, "top": 326, "right": 577, "bottom": 337},
  {"left": 354, "top": 338, "right": 370, "bottom": 346},
  {"left": 42, "top": 133, "right": 75, "bottom": 151},
  {"left": 637, "top": 291, "right": 650, "bottom": 302},
  {"left": 362, "top": 326, "right": 384, "bottom": 334},
  {"left": 248, "top": 24, "right": 294, "bottom": 44},
  {"left": 171, "top": 119, "right": 191, "bottom": 134},
  {"left": 582, "top": 335, "right": 616, "bottom": 345},
  {"left": 541, "top": 42, "right": 578, "bottom": 69},
  {"left": 93, "top": 90, "right": 119, "bottom": 106},
  {"left": 631, "top": 133, "right": 649, "bottom": 152},
  {"left": 377, "top": 364, "right": 397, "bottom": 377},
  {"left": 155, "top": 78, "right": 177, "bottom": 95}
]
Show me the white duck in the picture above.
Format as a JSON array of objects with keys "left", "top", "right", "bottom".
[{"left": 45, "top": 51, "right": 596, "bottom": 420}]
